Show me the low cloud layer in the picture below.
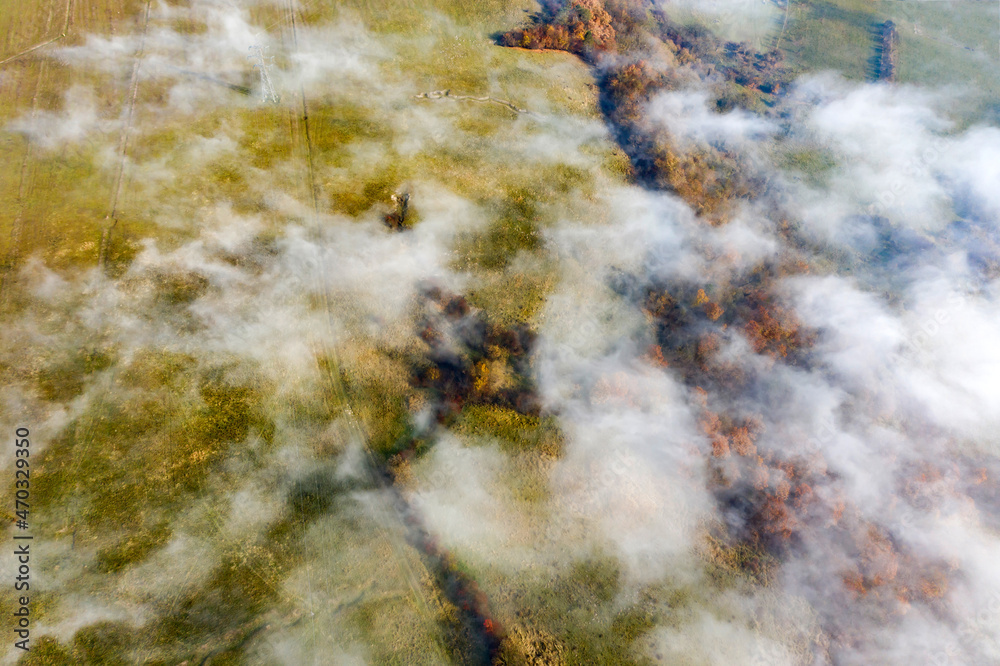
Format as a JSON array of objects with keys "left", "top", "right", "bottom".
[{"left": 2, "top": 0, "right": 1000, "bottom": 664}]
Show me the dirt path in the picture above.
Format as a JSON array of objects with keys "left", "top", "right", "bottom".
[{"left": 98, "top": 0, "right": 149, "bottom": 267}]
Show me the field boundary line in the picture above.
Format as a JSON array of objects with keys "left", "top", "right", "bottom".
[{"left": 0, "top": 0, "right": 72, "bottom": 67}]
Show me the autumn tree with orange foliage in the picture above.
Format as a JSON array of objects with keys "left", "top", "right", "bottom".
[
  {"left": 498, "top": 1, "right": 961, "bottom": 651},
  {"left": 412, "top": 285, "right": 539, "bottom": 425},
  {"left": 500, "top": 1, "right": 781, "bottom": 223},
  {"left": 740, "top": 289, "right": 813, "bottom": 361},
  {"left": 498, "top": 0, "right": 616, "bottom": 62}
]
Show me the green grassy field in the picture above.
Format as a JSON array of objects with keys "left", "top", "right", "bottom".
[
  {"left": 777, "top": 0, "right": 1000, "bottom": 121},
  {"left": 0, "top": 0, "right": 641, "bottom": 662}
]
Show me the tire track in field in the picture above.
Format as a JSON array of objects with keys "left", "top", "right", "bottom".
[
  {"left": 278, "top": 1, "right": 442, "bottom": 658},
  {"left": 57, "top": 0, "right": 140, "bottom": 592},
  {"left": 98, "top": 0, "right": 150, "bottom": 268},
  {"left": 275, "top": 2, "right": 467, "bottom": 662},
  {"left": 0, "top": 0, "right": 68, "bottom": 304},
  {"left": 278, "top": 5, "right": 505, "bottom": 663},
  {"left": 279, "top": 7, "right": 332, "bottom": 662}
]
